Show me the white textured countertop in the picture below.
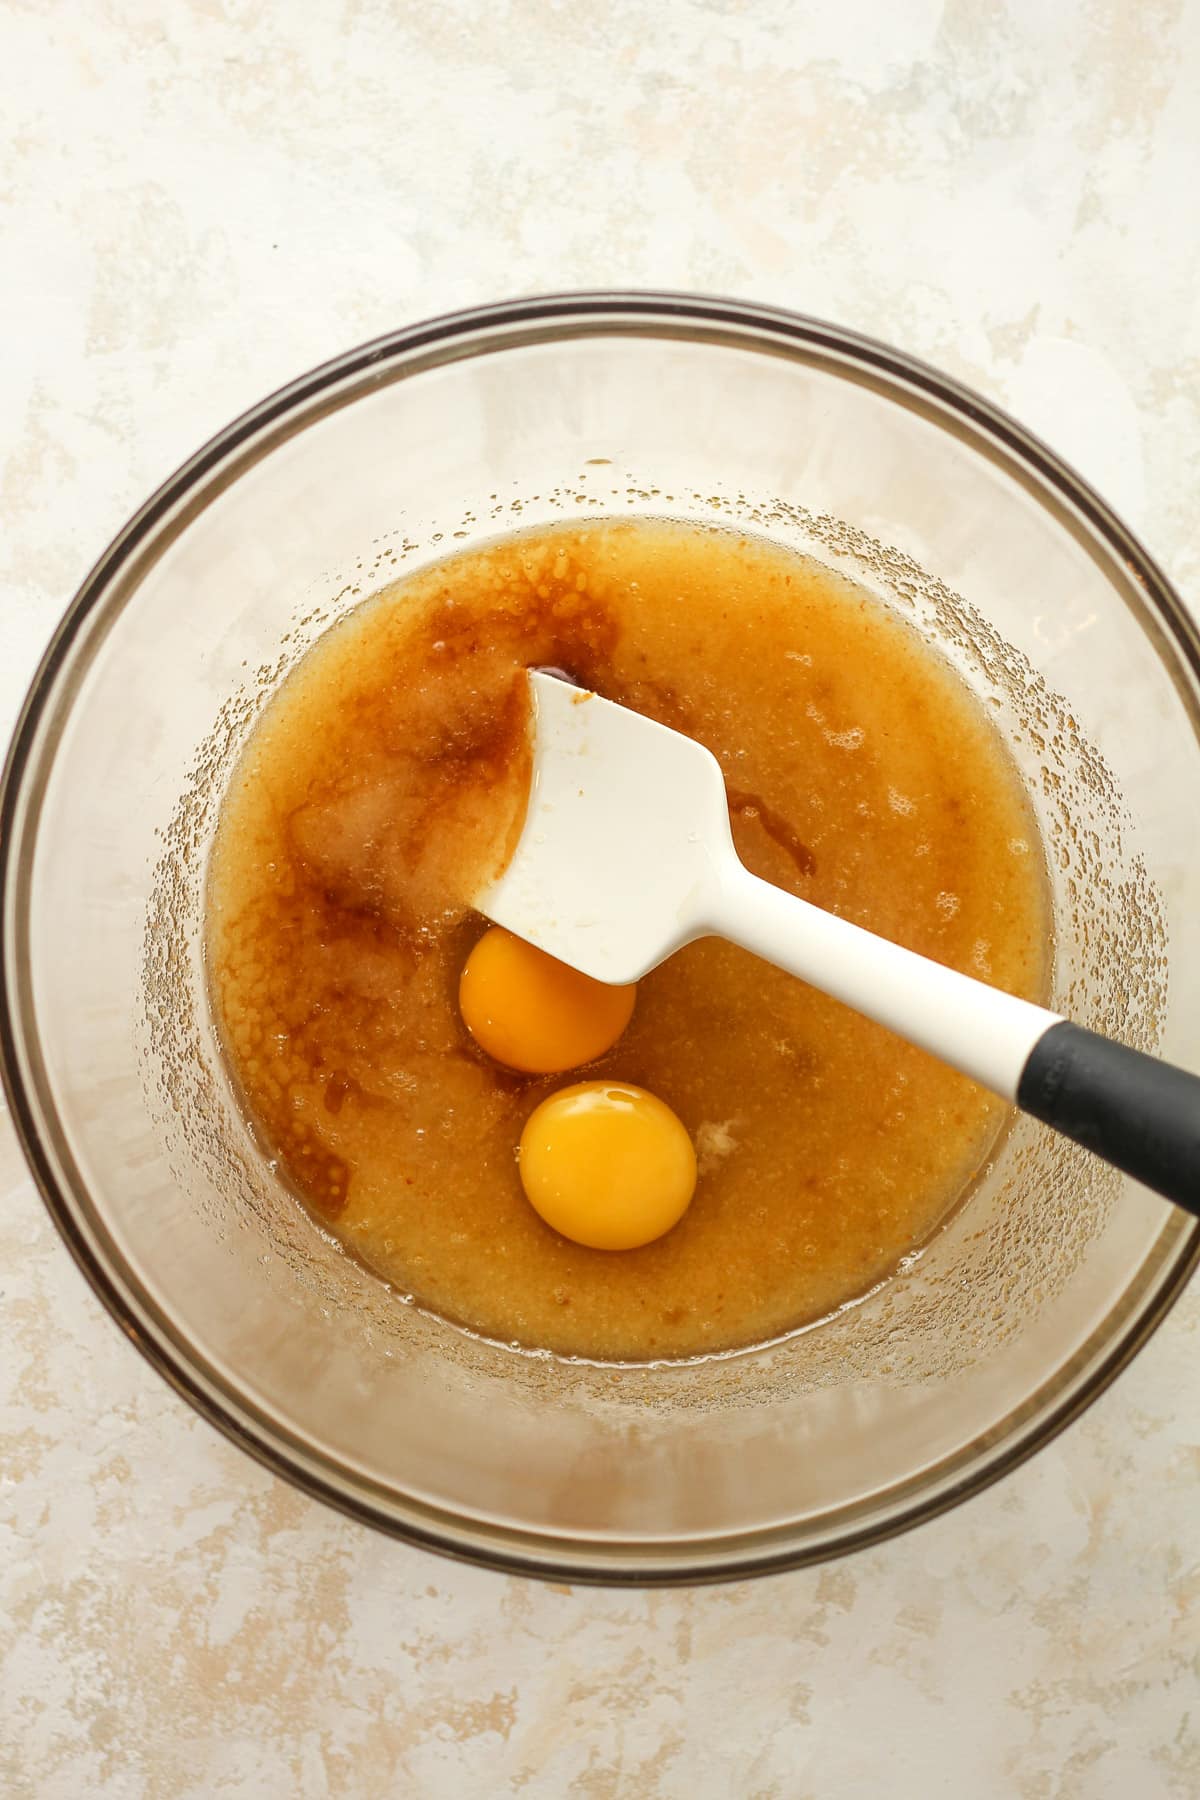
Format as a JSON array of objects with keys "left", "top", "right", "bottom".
[{"left": 3, "top": 4, "right": 1199, "bottom": 1795}]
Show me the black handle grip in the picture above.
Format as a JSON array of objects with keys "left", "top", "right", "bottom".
[{"left": 1017, "top": 1021, "right": 1200, "bottom": 1216}]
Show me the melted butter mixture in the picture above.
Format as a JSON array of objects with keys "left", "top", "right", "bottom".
[{"left": 207, "top": 521, "right": 1050, "bottom": 1359}]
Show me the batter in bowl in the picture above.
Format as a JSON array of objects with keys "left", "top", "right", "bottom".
[{"left": 207, "top": 521, "right": 1049, "bottom": 1359}]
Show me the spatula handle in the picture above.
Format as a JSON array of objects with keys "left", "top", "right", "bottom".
[
  {"left": 1018, "top": 1022, "right": 1200, "bottom": 1214},
  {"left": 712, "top": 863, "right": 1200, "bottom": 1213}
]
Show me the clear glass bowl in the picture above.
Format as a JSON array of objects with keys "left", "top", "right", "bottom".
[{"left": 3, "top": 293, "right": 1199, "bottom": 1584}]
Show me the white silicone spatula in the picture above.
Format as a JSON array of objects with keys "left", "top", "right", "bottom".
[{"left": 476, "top": 671, "right": 1200, "bottom": 1212}]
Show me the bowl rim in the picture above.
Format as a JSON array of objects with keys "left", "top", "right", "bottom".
[{"left": 3, "top": 288, "right": 1199, "bottom": 1585}]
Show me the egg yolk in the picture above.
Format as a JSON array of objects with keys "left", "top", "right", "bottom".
[
  {"left": 459, "top": 927, "right": 636, "bottom": 1074},
  {"left": 519, "top": 1082, "right": 697, "bottom": 1250}
]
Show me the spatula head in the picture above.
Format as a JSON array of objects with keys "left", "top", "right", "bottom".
[{"left": 474, "top": 671, "right": 735, "bottom": 984}]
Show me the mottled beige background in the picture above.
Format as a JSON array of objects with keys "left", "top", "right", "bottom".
[{"left": 3, "top": 2, "right": 1200, "bottom": 1795}]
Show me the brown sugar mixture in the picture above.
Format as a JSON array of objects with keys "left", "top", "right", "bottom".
[{"left": 207, "top": 521, "right": 1050, "bottom": 1360}]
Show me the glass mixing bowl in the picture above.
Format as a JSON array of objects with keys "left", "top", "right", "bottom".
[{"left": 3, "top": 293, "right": 1199, "bottom": 1583}]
